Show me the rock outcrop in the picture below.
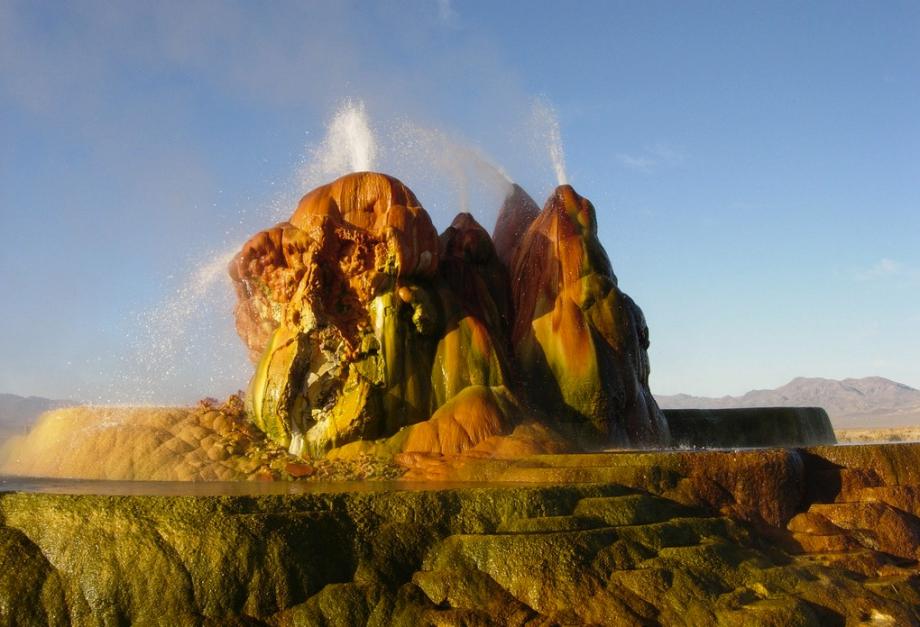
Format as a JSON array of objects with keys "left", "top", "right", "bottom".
[
  {"left": 230, "top": 172, "right": 531, "bottom": 459},
  {"left": 491, "top": 183, "right": 540, "bottom": 269},
  {"left": 504, "top": 184, "right": 670, "bottom": 448},
  {"left": 665, "top": 406, "right": 836, "bottom": 448},
  {"left": 230, "top": 173, "right": 670, "bottom": 459}
]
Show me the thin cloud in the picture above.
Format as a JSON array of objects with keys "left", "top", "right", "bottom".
[
  {"left": 616, "top": 154, "right": 656, "bottom": 170},
  {"left": 855, "top": 258, "right": 903, "bottom": 281},
  {"left": 616, "top": 142, "right": 685, "bottom": 172},
  {"left": 436, "top": 0, "right": 458, "bottom": 26}
]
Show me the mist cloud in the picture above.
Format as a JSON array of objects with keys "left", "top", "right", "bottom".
[{"left": 616, "top": 143, "right": 686, "bottom": 172}]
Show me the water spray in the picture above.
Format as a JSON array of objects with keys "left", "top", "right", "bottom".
[
  {"left": 384, "top": 120, "right": 513, "bottom": 227},
  {"left": 109, "top": 248, "right": 246, "bottom": 405},
  {"left": 531, "top": 98, "right": 568, "bottom": 186},
  {"left": 300, "top": 99, "right": 378, "bottom": 191}
]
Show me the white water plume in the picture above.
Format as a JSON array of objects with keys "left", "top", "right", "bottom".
[
  {"left": 384, "top": 120, "right": 513, "bottom": 228},
  {"left": 101, "top": 102, "right": 377, "bottom": 404},
  {"left": 300, "top": 99, "right": 378, "bottom": 191},
  {"left": 97, "top": 108, "right": 524, "bottom": 405},
  {"left": 105, "top": 247, "right": 249, "bottom": 405},
  {"left": 531, "top": 99, "right": 568, "bottom": 186}
]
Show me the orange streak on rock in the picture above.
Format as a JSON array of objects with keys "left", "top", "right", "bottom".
[{"left": 402, "top": 387, "right": 510, "bottom": 456}]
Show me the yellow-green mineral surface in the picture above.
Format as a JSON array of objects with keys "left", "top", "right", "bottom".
[{"left": 3, "top": 441, "right": 920, "bottom": 626}]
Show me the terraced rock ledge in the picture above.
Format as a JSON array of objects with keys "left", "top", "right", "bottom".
[{"left": 3, "top": 442, "right": 920, "bottom": 626}]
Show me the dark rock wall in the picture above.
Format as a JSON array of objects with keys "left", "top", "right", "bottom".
[{"left": 665, "top": 407, "right": 836, "bottom": 448}]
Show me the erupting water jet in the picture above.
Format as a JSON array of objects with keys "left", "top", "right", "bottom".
[
  {"left": 300, "top": 99, "right": 378, "bottom": 192},
  {"left": 532, "top": 98, "right": 568, "bottom": 185}
]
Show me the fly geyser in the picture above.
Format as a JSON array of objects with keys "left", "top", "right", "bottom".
[
  {"left": 229, "top": 171, "right": 670, "bottom": 460},
  {"left": 8, "top": 171, "right": 920, "bottom": 627}
]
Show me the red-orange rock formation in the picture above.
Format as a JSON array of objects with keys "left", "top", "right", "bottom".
[
  {"left": 230, "top": 173, "right": 530, "bottom": 459},
  {"left": 290, "top": 171, "right": 440, "bottom": 279},
  {"left": 504, "top": 184, "right": 670, "bottom": 447},
  {"left": 230, "top": 172, "right": 670, "bottom": 458},
  {"left": 492, "top": 183, "right": 540, "bottom": 269}
]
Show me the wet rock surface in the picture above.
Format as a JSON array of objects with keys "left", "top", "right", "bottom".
[{"left": 2, "top": 444, "right": 920, "bottom": 626}]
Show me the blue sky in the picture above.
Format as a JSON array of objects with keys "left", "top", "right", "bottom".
[{"left": 1, "top": 0, "right": 918, "bottom": 403}]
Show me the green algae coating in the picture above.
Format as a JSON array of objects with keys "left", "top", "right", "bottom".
[{"left": 1, "top": 481, "right": 918, "bottom": 626}]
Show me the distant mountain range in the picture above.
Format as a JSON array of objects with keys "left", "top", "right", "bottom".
[
  {"left": 0, "top": 393, "right": 73, "bottom": 439},
  {"left": 3, "top": 377, "right": 919, "bottom": 436},
  {"left": 656, "top": 377, "right": 920, "bottom": 429}
]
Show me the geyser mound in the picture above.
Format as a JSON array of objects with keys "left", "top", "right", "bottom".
[
  {"left": 1, "top": 171, "right": 674, "bottom": 480},
  {"left": 509, "top": 184, "right": 670, "bottom": 447},
  {"left": 230, "top": 171, "right": 669, "bottom": 459}
]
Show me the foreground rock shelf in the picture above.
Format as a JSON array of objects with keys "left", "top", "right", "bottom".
[
  {"left": 0, "top": 404, "right": 836, "bottom": 482},
  {"left": 3, "top": 443, "right": 920, "bottom": 625}
]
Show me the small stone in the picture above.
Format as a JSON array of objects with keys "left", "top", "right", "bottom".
[
  {"left": 285, "top": 462, "right": 315, "bottom": 478},
  {"left": 790, "top": 532, "right": 858, "bottom": 554},
  {"left": 787, "top": 512, "right": 843, "bottom": 535},
  {"left": 254, "top": 470, "right": 275, "bottom": 482}
]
